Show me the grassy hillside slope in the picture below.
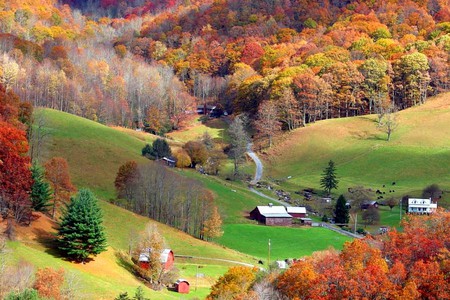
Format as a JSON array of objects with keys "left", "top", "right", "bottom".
[
  {"left": 31, "top": 109, "right": 354, "bottom": 278},
  {"left": 15, "top": 109, "right": 255, "bottom": 299},
  {"left": 266, "top": 93, "right": 450, "bottom": 206}
]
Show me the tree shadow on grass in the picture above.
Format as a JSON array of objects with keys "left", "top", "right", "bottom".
[
  {"left": 349, "top": 130, "right": 385, "bottom": 141},
  {"left": 32, "top": 227, "right": 63, "bottom": 258},
  {"left": 115, "top": 251, "right": 135, "bottom": 272},
  {"left": 33, "top": 228, "right": 93, "bottom": 263}
]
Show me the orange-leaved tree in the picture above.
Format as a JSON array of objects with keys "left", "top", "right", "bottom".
[
  {"left": 34, "top": 267, "right": 65, "bottom": 300},
  {"left": 207, "top": 266, "right": 258, "bottom": 300},
  {"left": 44, "top": 157, "right": 75, "bottom": 219}
]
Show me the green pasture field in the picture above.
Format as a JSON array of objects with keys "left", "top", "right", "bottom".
[
  {"left": 265, "top": 93, "right": 450, "bottom": 208},
  {"left": 217, "top": 224, "right": 351, "bottom": 261}
]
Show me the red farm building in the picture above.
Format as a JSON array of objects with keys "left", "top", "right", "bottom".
[
  {"left": 138, "top": 248, "right": 174, "bottom": 271},
  {"left": 250, "top": 204, "right": 292, "bottom": 226},
  {"left": 175, "top": 279, "right": 190, "bottom": 294},
  {"left": 286, "top": 206, "right": 307, "bottom": 219}
]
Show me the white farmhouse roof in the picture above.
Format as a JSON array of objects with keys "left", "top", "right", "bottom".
[
  {"left": 256, "top": 206, "right": 292, "bottom": 218},
  {"left": 286, "top": 207, "right": 306, "bottom": 214}
]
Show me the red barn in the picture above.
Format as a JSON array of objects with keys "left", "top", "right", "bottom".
[
  {"left": 175, "top": 279, "right": 190, "bottom": 294},
  {"left": 286, "top": 206, "right": 307, "bottom": 219},
  {"left": 250, "top": 204, "right": 292, "bottom": 226},
  {"left": 138, "top": 248, "right": 174, "bottom": 271}
]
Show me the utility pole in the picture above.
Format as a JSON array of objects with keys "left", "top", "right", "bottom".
[{"left": 268, "top": 239, "right": 271, "bottom": 268}]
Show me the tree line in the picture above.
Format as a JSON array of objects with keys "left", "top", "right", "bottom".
[{"left": 115, "top": 161, "right": 222, "bottom": 240}]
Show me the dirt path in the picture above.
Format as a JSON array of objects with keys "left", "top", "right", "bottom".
[{"left": 175, "top": 255, "right": 255, "bottom": 267}]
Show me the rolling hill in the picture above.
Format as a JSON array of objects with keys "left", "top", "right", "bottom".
[
  {"left": 11, "top": 108, "right": 255, "bottom": 299},
  {"left": 265, "top": 93, "right": 450, "bottom": 207}
]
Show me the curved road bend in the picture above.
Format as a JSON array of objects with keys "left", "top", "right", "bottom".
[{"left": 246, "top": 143, "right": 263, "bottom": 184}]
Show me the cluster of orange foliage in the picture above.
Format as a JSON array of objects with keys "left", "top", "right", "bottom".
[
  {"left": 277, "top": 210, "right": 450, "bottom": 299},
  {"left": 33, "top": 267, "right": 65, "bottom": 300},
  {"left": 0, "top": 84, "right": 32, "bottom": 223}
]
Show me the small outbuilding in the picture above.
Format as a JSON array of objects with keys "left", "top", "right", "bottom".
[
  {"left": 286, "top": 206, "right": 307, "bottom": 218},
  {"left": 250, "top": 204, "right": 292, "bottom": 226},
  {"left": 161, "top": 157, "right": 176, "bottom": 168},
  {"left": 175, "top": 279, "right": 190, "bottom": 294},
  {"left": 299, "top": 218, "right": 313, "bottom": 226},
  {"left": 360, "top": 201, "right": 379, "bottom": 210}
]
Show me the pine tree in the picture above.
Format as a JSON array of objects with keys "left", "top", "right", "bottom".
[
  {"left": 30, "top": 164, "right": 52, "bottom": 212},
  {"left": 320, "top": 160, "right": 339, "bottom": 195},
  {"left": 334, "top": 194, "right": 349, "bottom": 226},
  {"left": 57, "top": 189, "right": 107, "bottom": 262}
]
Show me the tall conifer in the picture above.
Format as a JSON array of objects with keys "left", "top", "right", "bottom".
[
  {"left": 334, "top": 194, "right": 349, "bottom": 226},
  {"left": 30, "top": 164, "right": 52, "bottom": 212},
  {"left": 57, "top": 189, "right": 107, "bottom": 262},
  {"left": 320, "top": 160, "right": 339, "bottom": 195}
]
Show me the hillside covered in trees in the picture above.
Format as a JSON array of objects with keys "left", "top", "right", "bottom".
[{"left": 1, "top": 0, "right": 450, "bottom": 139}]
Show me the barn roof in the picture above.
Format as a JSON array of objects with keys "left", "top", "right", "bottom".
[
  {"left": 286, "top": 207, "right": 306, "bottom": 214},
  {"left": 256, "top": 206, "right": 292, "bottom": 218},
  {"left": 160, "top": 249, "right": 173, "bottom": 263},
  {"left": 138, "top": 248, "right": 173, "bottom": 263},
  {"left": 176, "top": 279, "right": 189, "bottom": 285}
]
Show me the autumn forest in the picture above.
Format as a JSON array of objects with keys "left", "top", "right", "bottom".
[
  {"left": 1, "top": 0, "right": 450, "bottom": 298},
  {"left": 1, "top": 0, "right": 449, "bottom": 135}
]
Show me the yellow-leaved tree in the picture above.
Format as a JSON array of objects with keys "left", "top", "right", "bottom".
[{"left": 202, "top": 206, "right": 223, "bottom": 241}]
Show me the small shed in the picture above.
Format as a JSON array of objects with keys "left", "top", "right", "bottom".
[
  {"left": 138, "top": 248, "right": 174, "bottom": 271},
  {"left": 161, "top": 157, "right": 176, "bottom": 168},
  {"left": 196, "top": 105, "right": 223, "bottom": 117},
  {"left": 276, "top": 260, "right": 287, "bottom": 269},
  {"left": 360, "top": 201, "right": 379, "bottom": 210},
  {"left": 250, "top": 204, "right": 292, "bottom": 226},
  {"left": 286, "top": 206, "right": 307, "bottom": 218},
  {"left": 175, "top": 279, "right": 190, "bottom": 294},
  {"left": 299, "top": 218, "right": 313, "bottom": 226}
]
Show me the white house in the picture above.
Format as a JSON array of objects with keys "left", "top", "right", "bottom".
[{"left": 408, "top": 198, "right": 437, "bottom": 214}]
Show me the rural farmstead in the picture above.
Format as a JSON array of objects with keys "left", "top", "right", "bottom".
[{"left": 250, "top": 205, "right": 293, "bottom": 226}]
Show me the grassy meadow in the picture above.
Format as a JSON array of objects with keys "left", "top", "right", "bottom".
[
  {"left": 217, "top": 224, "right": 351, "bottom": 261},
  {"left": 265, "top": 93, "right": 450, "bottom": 207}
]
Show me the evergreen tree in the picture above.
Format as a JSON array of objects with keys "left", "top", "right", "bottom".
[
  {"left": 30, "top": 164, "right": 52, "bottom": 212},
  {"left": 152, "top": 138, "right": 172, "bottom": 159},
  {"left": 334, "top": 194, "right": 349, "bottom": 226},
  {"left": 320, "top": 160, "right": 339, "bottom": 195},
  {"left": 114, "top": 292, "right": 130, "bottom": 300},
  {"left": 141, "top": 139, "right": 171, "bottom": 160},
  {"left": 57, "top": 189, "right": 107, "bottom": 262},
  {"left": 141, "top": 144, "right": 154, "bottom": 159}
]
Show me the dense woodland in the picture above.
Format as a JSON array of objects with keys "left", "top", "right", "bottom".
[{"left": 1, "top": 0, "right": 449, "bottom": 137}]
